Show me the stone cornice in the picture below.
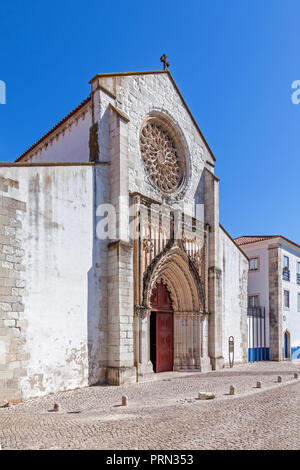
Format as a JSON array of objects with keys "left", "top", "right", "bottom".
[
  {"left": 109, "top": 103, "right": 130, "bottom": 123},
  {"left": 89, "top": 70, "right": 168, "bottom": 83},
  {"left": 0, "top": 162, "right": 110, "bottom": 168},
  {"left": 129, "top": 191, "right": 162, "bottom": 207},
  {"left": 108, "top": 239, "right": 133, "bottom": 250},
  {"left": 97, "top": 84, "right": 117, "bottom": 100},
  {"left": 204, "top": 167, "right": 220, "bottom": 182}
]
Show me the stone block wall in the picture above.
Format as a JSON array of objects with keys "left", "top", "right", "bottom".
[
  {"left": 0, "top": 176, "right": 27, "bottom": 406},
  {"left": 268, "top": 245, "right": 282, "bottom": 360},
  {"left": 0, "top": 164, "right": 110, "bottom": 401},
  {"left": 107, "top": 241, "right": 135, "bottom": 385}
]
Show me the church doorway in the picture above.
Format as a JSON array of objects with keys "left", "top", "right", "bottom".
[{"left": 150, "top": 282, "right": 173, "bottom": 373}]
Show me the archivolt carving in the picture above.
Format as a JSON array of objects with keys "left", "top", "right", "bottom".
[
  {"left": 142, "top": 237, "right": 154, "bottom": 254},
  {"left": 143, "top": 239, "right": 205, "bottom": 314},
  {"left": 153, "top": 275, "right": 177, "bottom": 310},
  {"left": 140, "top": 121, "right": 185, "bottom": 193},
  {"left": 189, "top": 248, "right": 202, "bottom": 272}
]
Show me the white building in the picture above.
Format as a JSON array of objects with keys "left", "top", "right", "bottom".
[{"left": 235, "top": 235, "right": 300, "bottom": 361}]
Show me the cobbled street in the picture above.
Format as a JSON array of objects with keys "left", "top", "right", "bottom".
[{"left": 0, "top": 362, "right": 299, "bottom": 450}]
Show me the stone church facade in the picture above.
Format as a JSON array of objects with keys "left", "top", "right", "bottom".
[{"left": 0, "top": 69, "right": 248, "bottom": 405}]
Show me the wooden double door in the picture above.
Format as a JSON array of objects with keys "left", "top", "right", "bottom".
[{"left": 150, "top": 282, "right": 173, "bottom": 373}]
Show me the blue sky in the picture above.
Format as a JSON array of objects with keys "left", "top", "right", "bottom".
[{"left": 0, "top": 0, "right": 299, "bottom": 240}]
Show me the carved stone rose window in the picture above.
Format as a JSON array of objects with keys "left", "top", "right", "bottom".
[{"left": 140, "top": 119, "right": 186, "bottom": 194}]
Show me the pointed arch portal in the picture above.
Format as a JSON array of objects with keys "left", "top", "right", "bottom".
[{"left": 136, "top": 240, "right": 211, "bottom": 377}]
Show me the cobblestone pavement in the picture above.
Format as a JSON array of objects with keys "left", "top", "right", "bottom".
[{"left": 0, "top": 361, "right": 300, "bottom": 450}]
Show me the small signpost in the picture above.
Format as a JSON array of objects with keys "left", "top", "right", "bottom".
[{"left": 229, "top": 336, "right": 234, "bottom": 368}]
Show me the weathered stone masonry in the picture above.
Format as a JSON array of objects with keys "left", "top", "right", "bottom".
[
  {"left": 268, "top": 245, "right": 283, "bottom": 360},
  {"left": 0, "top": 177, "right": 27, "bottom": 405}
]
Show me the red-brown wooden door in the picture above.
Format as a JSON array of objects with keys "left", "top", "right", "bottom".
[
  {"left": 156, "top": 312, "right": 173, "bottom": 372},
  {"left": 150, "top": 282, "right": 173, "bottom": 373}
]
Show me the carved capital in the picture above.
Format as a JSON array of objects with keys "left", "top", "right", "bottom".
[{"left": 134, "top": 305, "right": 150, "bottom": 319}]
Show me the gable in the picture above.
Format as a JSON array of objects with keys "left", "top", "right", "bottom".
[{"left": 90, "top": 70, "right": 216, "bottom": 166}]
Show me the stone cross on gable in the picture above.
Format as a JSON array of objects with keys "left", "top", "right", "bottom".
[{"left": 160, "top": 54, "right": 170, "bottom": 70}]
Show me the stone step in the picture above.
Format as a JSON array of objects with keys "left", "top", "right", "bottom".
[{"left": 0, "top": 388, "right": 21, "bottom": 406}]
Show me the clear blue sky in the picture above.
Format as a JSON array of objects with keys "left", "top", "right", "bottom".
[{"left": 0, "top": 0, "right": 299, "bottom": 241}]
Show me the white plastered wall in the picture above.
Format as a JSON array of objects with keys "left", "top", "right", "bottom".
[
  {"left": 0, "top": 164, "right": 108, "bottom": 399},
  {"left": 220, "top": 227, "right": 248, "bottom": 365}
]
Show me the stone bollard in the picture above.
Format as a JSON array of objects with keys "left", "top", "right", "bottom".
[
  {"left": 256, "top": 381, "right": 262, "bottom": 389},
  {"left": 294, "top": 373, "right": 298, "bottom": 379},
  {"left": 229, "top": 385, "right": 235, "bottom": 395},
  {"left": 122, "top": 395, "right": 128, "bottom": 406},
  {"left": 277, "top": 376, "right": 282, "bottom": 383},
  {"left": 53, "top": 403, "right": 60, "bottom": 412},
  {"left": 198, "top": 392, "right": 215, "bottom": 400}
]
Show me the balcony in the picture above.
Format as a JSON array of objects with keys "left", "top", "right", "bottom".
[
  {"left": 283, "top": 269, "right": 290, "bottom": 281},
  {"left": 247, "top": 306, "right": 265, "bottom": 317},
  {"left": 247, "top": 306, "right": 268, "bottom": 362},
  {"left": 297, "top": 273, "right": 300, "bottom": 285}
]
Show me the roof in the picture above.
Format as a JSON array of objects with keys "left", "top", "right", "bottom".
[
  {"left": 15, "top": 96, "right": 91, "bottom": 162},
  {"left": 235, "top": 235, "right": 300, "bottom": 251},
  {"left": 234, "top": 236, "right": 277, "bottom": 246}
]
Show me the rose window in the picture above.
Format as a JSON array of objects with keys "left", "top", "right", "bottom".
[{"left": 140, "top": 121, "right": 185, "bottom": 193}]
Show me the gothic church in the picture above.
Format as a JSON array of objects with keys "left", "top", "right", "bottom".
[{"left": 0, "top": 66, "right": 248, "bottom": 404}]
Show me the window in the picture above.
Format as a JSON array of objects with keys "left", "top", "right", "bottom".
[
  {"left": 298, "top": 262, "right": 300, "bottom": 275},
  {"left": 248, "top": 295, "right": 259, "bottom": 307},
  {"left": 284, "top": 256, "right": 289, "bottom": 269},
  {"left": 298, "top": 293, "right": 300, "bottom": 310},
  {"left": 249, "top": 258, "right": 258, "bottom": 271},
  {"left": 283, "top": 256, "right": 290, "bottom": 281},
  {"left": 284, "top": 290, "right": 290, "bottom": 308}
]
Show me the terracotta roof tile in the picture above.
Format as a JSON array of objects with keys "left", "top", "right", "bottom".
[
  {"left": 234, "top": 236, "right": 278, "bottom": 246},
  {"left": 235, "top": 235, "right": 300, "bottom": 251}
]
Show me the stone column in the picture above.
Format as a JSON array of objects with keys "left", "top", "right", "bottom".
[
  {"left": 188, "top": 314, "right": 195, "bottom": 368},
  {"left": 194, "top": 313, "right": 201, "bottom": 369},
  {"left": 204, "top": 169, "right": 223, "bottom": 370},
  {"left": 268, "top": 244, "right": 283, "bottom": 361},
  {"left": 200, "top": 315, "right": 212, "bottom": 371},
  {"left": 180, "top": 313, "right": 188, "bottom": 369},
  {"left": 173, "top": 313, "right": 181, "bottom": 370},
  {"left": 105, "top": 99, "right": 136, "bottom": 385},
  {"left": 136, "top": 309, "right": 154, "bottom": 380}
]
